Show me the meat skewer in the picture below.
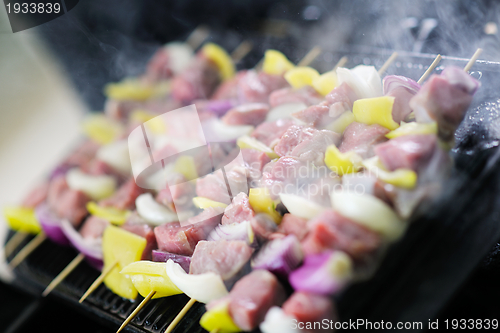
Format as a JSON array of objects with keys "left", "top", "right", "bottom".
[
  {"left": 378, "top": 51, "right": 398, "bottom": 75},
  {"left": 417, "top": 54, "right": 442, "bottom": 84},
  {"left": 114, "top": 46, "right": 323, "bottom": 333},
  {"left": 77, "top": 40, "right": 255, "bottom": 306}
]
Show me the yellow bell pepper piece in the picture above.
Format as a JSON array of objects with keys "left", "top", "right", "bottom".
[
  {"left": 120, "top": 261, "right": 183, "bottom": 299},
  {"left": 385, "top": 121, "right": 438, "bottom": 139},
  {"left": 82, "top": 114, "right": 123, "bottom": 145},
  {"left": 312, "top": 70, "right": 338, "bottom": 95},
  {"left": 86, "top": 202, "right": 129, "bottom": 226},
  {"left": 262, "top": 50, "right": 295, "bottom": 75},
  {"left": 324, "top": 145, "right": 361, "bottom": 176},
  {"left": 237, "top": 135, "right": 279, "bottom": 159},
  {"left": 353, "top": 96, "right": 399, "bottom": 130},
  {"left": 130, "top": 110, "right": 155, "bottom": 124},
  {"left": 248, "top": 188, "right": 281, "bottom": 223},
  {"left": 284, "top": 66, "right": 320, "bottom": 89},
  {"left": 102, "top": 225, "right": 146, "bottom": 300},
  {"left": 104, "top": 79, "right": 157, "bottom": 101},
  {"left": 3, "top": 207, "right": 41, "bottom": 234},
  {"left": 202, "top": 43, "right": 235, "bottom": 80},
  {"left": 379, "top": 168, "right": 417, "bottom": 189},
  {"left": 192, "top": 197, "right": 228, "bottom": 210},
  {"left": 174, "top": 155, "right": 198, "bottom": 181},
  {"left": 328, "top": 111, "right": 355, "bottom": 134},
  {"left": 199, "top": 300, "right": 241, "bottom": 333},
  {"left": 363, "top": 157, "right": 417, "bottom": 189}
]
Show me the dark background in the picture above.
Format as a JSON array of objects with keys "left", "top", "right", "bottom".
[{"left": 2, "top": 0, "right": 500, "bottom": 332}]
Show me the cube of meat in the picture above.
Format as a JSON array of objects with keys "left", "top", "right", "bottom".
[
  {"left": 206, "top": 270, "right": 287, "bottom": 331},
  {"left": 154, "top": 208, "right": 222, "bottom": 256},
  {"left": 282, "top": 292, "right": 337, "bottom": 333},
  {"left": 410, "top": 66, "right": 479, "bottom": 142},
  {"left": 251, "top": 118, "right": 295, "bottom": 148},
  {"left": 21, "top": 182, "right": 49, "bottom": 209},
  {"left": 301, "top": 210, "right": 381, "bottom": 262},
  {"left": 339, "top": 122, "right": 389, "bottom": 158},
  {"left": 47, "top": 176, "right": 90, "bottom": 227},
  {"left": 222, "top": 103, "right": 270, "bottom": 126},
  {"left": 196, "top": 166, "right": 248, "bottom": 204},
  {"left": 374, "top": 134, "right": 436, "bottom": 172},
  {"left": 221, "top": 192, "right": 255, "bottom": 225},
  {"left": 277, "top": 213, "right": 309, "bottom": 241},
  {"left": 171, "top": 55, "right": 221, "bottom": 103},
  {"left": 269, "top": 86, "right": 323, "bottom": 108},
  {"left": 79, "top": 216, "right": 109, "bottom": 240},
  {"left": 62, "top": 140, "right": 100, "bottom": 170},
  {"left": 293, "top": 82, "right": 358, "bottom": 128},
  {"left": 238, "top": 70, "right": 289, "bottom": 103},
  {"left": 274, "top": 125, "right": 340, "bottom": 165},
  {"left": 100, "top": 178, "right": 147, "bottom": 210},
  {"left": 190, "top": 240, "right": 254, "bottom": 280},
  {"left": 241, "top": 148, "right": 271, "bottom": 184}
]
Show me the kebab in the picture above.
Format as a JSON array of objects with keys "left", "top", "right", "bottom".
[
  {"left": 4, "top": 38, "right": 480, "bottom": 330},
  {"left": 110, "top": 48, "right": 326, "bottom": 330},
  {"left": 112, "top": 50, "right": 402, "bottom": 333}
]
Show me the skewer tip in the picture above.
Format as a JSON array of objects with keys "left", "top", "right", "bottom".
[{"left": 116, "top": 290, "right": 156, "bottom": 333}]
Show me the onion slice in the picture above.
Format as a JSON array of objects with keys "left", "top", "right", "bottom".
[
  {"left": 252, "top": 235, "right": 304, "bottom": 279},
  {"left": 289, "top": 251, "right": 353, "bottom": 296},
  {"left": 136, "top": 193, "right": 178, "bottom": 225},
  {"left": 166, "top": 259, "right": 228, "bottom": 303},
  {"left": 207, "top": 221, "right": 255, "bottom": 245},
  {"left": 331, "top": 191, "right": 406, "bottom": 241},
  {"left": 267, "top": 103, "right": 307, "bottom": 122},
  {"left": 61, "top": 219, "right": 103, "bottom": 270},
  {"left": 35, "top": 203, "right": 70, "bottom": 246},
  {"left": 152, "top": 250, "right": 191, "bottom": 273},
  {"left": 383, "top": 75, "right": 420, "bottom": 95},
  {"left": 260, "top": 307, "right": 302, "bottom": 333},
  {"left": 279, "top": 193, "right": 326, "bottom": 220},
  {"left": 66, "top": 168, "right": 116, "bottom": 200}
]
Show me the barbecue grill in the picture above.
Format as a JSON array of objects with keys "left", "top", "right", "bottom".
[{"left": 2, "top": 1, "right": 500, "bottom": 332}]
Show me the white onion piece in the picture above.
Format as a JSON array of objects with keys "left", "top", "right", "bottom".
[
  {"left": 336, "top": 65, "right": 382, "bottom": 99},
  {"left": 203, "top": 118, "right": 254, "bottom": 142},
  {"left": 96, "top": 140, "right": 131, "bottom": 174},
  {"left": 166, "top": 259, "right": 228, "bottom": 303},
  {"left": 279, "top": 193, "right": 326, "bottom": 220},
  {"left": 260, "top": 307, "right": 302, "bottom": 333},
  {"left": 341, "top": 172, "right": 377, "bottom": 196},
  {"left": 136, "top": 193, "right": 178, "bottom": 225},
  {"left": 267, "top": 103, "right": 307, "bottom": 122},
  {"left": 331, "top": 191, "right": 406, "bottom": 241},
  {"left": 165, "top": 42, "right": 194, "bottom": 75},
  {"left": 66, "top": 168, "right": 116, "bottom": 200}
]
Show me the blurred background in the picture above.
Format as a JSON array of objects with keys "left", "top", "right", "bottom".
[{"left": 2, "top": 0, "right": 500, "bottom": 332}]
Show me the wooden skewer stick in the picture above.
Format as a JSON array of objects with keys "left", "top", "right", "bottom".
[
  {"left": 42, "top": 253, "right": 85, "bottom": 297},
  {"left": 186, "top": 25, "right": 210, "bottom": 50},
  {"left": 8, "top": 233, "right": 46, "bottom": 270},
  {"left": 464, "top": 48, "right": 483, "bottom": 72},
  {"left": 3, "top": 232, "right": 29, "bottom": 258},
  {"left": 231, "top": 40, "right": 253, "bottom": 63},
  {"left": 333, "top": 56, "right": 348, "bottom": 70},
  {"left": 164, "top": 298, "right": 197, "bottom": 333},
  {"left": 117, "top": 290, "right": 157, "bottom": 333},
  {"left": 297, "top": 46, "right": 322, "bottom": 66},
  {"left": 79, "top": 259, "right": 119, "bottom": 303},
  {"left": 418, "top": 54, "right": 442, "bottom": 84},
  {"left": 378, "top": 52, "right": 399, "bottom": 75}
]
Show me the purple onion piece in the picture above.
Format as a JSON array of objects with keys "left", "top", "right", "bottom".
[
  {"left": 441, "top": 66, "right": 480, "bottom": 95},
  {"left": 49, "top": 165, "right": 71, "bottom": 180},
  {"left": 383, "top": 75, "right": 421, "bottom": 95},
  {"left": 288, "top": 251, "right": 353, "bottom": 296},
  {"left": 252, "top": 235, "right": 304, "bottom": 280},
  {"left": 35, "top": 203, "right": 70, "bottom": 246},
  {"left": 207, "top": 221, "right": 255, "bottom": 246},
  {"left": 60, "top": 219, "right": 103, "bottom": 271},
  {"left": 206, "top": 100, "right": 236, "bottom": 116},
  {"left": 152, "top": 250, "right": 191, "bottom": 273}
]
